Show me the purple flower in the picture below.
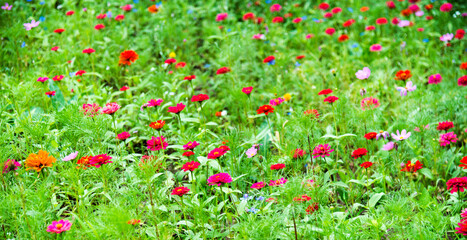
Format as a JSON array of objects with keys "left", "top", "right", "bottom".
[
  {"left": 2, "top": 3, "right": 12, "bottom": 10},
  {"left": 24, "top": 19, "right": 40, "bottom": 31},
  {"left": 62, "top": 152, "right": 78, "bottom": 161},
  {"left": 391, "top": 130, "right": 411, "bottom": 141},
  {"left": 396, "top": 81, "right": 416, "bottom": 96},
  {"left": 382, "top": 142, "right": 395, "bottom": 151},
  {"left": 355, "top": 67, "right": 371, "bottom": 80},
  {"left": 376, "top": 131, "right": 389, "bottom": 140},
  {"left": 246, "top": 146, "right": 258, "bottom": 158}
]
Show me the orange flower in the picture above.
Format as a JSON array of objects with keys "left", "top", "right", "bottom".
[
  {"left": 119, "top": 50, "right": 139, "bottom": 66},
  {"left": 401, "top": 9, "right": 412, "bottom": 16},
  {"left": 460, "top": 62, "right": 467, "bottom": 70},
  {"left": 127, "top": 219, "right": 141, "bottom": 225},
  {"left": 394, "top": 70, "right": 412, "bottom": 81},
  {"left": 149, "top": 120, "right": 165, "bottom": 130},
  {"left": 25, "top": 150, "right": 56, "bottom": 172},
  {"left": 148, "top": 5, "right": 159, "bottom": 13},
  {"left": 360, "top": 6, "right": 369, "bottom": 12},
  {"left": 77, "top": 156, "right": 92, "bottom": 170}
]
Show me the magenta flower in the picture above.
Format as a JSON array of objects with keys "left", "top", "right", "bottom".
[
  {"left": 376, "top": 130, "right": 389, "bottom": 140},
  {"left": 382, "top": 142, "right": 396, "bottom": 151},
  {"left": 369, "top": 44, "right": 382, "bottom": 52},
  {"left": 269, "top": 98, "right": 284, "bottom": 106},
  {"left": 312, "top": 144, "right": 334, "bottom": 158},
  {"left": 252, "top": 34, "right": 265, "bottom": 40},
  {"left": 215, "top": 13, "right": 228, "bottom": 22},
  {"left": 355, "top": 67, "right": 371, "bottom": 80},
  {"left": 168, "top": 103, "right": 186, "bottom": 114},
  {"left": 360, "top": 97, "right": 380, "bottom": 110},
  {"left": 37, "top": 77, "right": 49, "bottom": 82},
  {"left": 440, "top": 33, "right": 454, "bottom": 42},
  {"left": 82, "top": 103, "right": 101, "bottom": 117},
  {"left": 270, "top": 4, "right": 282, "bottom": 12},
  {"left": 269, "top": 178, "right": 287, "bottom": 186},
  {"left": 3, "top": 159, "right": 21, "bottom": 174},
  {"left": 147, "top": 136, "right": 168, "bottom": 151},
  {"left": 251, "top": 182, "right": 266, "bottom": 189},
  {"left": 461, "top": 208, "right": 467, "bottom": 219},
  {"left": 183, "top": 141, "right": 200, "bottom": 150},
  {"left": 141, "top": 99, "right": 163, "bottom": 111},
  {"left": 391, "top": 130, "right": 411, "bottom": 141},
  {"left": 439, "top": 132, "right": 458, "bottom": 146},
  {"left": 428, "top": 74, "right": 442, "bottom": 84},
  {"left": 102, "top": 102, "right": 120, "bottom": 115},
  {"left": 47, "top": 219, "right": 72, "bottom": 234},
  {"left": 396, "top": 81, "right": 416, "bottom": 96},
  {"left": 207, "top": 173, "right": 232, "bottom": 186},
  {"left": 242, "top": 86, "right": 253, "bottom": 95},
  {"left": 446, "top": 177, "right": 467, "bottom": 194},
  {"left": 440, "top": 3, "right": 452, "bottom": 12},
  {"left": 89, "top": 154, "right": 113, "bottom": 168},
  {"left": 116, "top": 132, "right": 130, "bottom": 140}
]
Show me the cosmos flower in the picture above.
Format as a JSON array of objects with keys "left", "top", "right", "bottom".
[
  {"left": 440, "top": 33, "right": 454, "bottom": 42},
  {"left": 382, "top": 142, "right": 396, "bottom": 151},
  {"left": 47, "top": 219, "right": 72, "bottom": 234},
  {"left": 396, "top": 81, "right": 416, "bottom": 96},
  {"left": 207, "top": 173, "right": 232, "bottom": 186},
  {"left": 62, "top": 152, "right": 78, "bottom": 162},
  {"left": 391, "top": 130, "right": 411, "bottom": 141},
  {"left": 355, "top": 67, "right": 371, "bottom": 79},
  {"left": 2, "top": 3, "right": 12, "bottom": 10},
  {"left": 246, "top": 146, "right": 258, "bottom": 158},
  {"left": 23, "top": 19, "right": 40, "bottom": 31},
  {"left": 376, "top": 131, "right": 389, "bottom": 140},
  {"left": 312, "top": 144, "right": 334, "bottom": 158}
]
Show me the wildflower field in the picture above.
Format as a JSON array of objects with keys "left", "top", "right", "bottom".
[{"left": 1, "top": 0, "right": 467, "bottom": 239}]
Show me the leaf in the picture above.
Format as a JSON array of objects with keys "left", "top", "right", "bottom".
[
  {"left": 332, "top": 181, "right": 349, "bottom": 189},
  {"left": 237, "top": 199, "right": 248, "bottom": 216},
  {"left": 418, "top": 168, "right": 434, "bottom": 180},
  {"left": 208, "top": 160, "right": 220, "bottom": 171},
  {"left": 348, "top": 179, "right": 366, "bottom": 186},
  {"left": 177, "top": 220, "right": 194, "bottom": 227},
  {"left": 368, "top": 193, "right": 385, "bottom": 208}
]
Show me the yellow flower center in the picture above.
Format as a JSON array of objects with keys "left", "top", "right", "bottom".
[
  {"left": 56, "top": 224, "right": 63, "bottom": 229},
  {"left": 399, "top": 136, "right": 404, "bottom": 140},
  {"left": 379, "top": 130, "right": 383, "bottom": 133}
]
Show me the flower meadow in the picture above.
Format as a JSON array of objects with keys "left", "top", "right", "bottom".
[{"left": 1, "top": 0, "right": 467, "bottom": 239}]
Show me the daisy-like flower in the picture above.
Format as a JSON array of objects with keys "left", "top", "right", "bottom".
[
  {"left": 24, "top": 19, "right": 40, "bottom": 31},
  {"left": 3, "top": 159, "right": 21, "bottom": 174},
  {"left": 396, "top": 81, "right": 416, "bottom": 96},
  {"left": 369, "top": 44, "right": 382, "bottom": 52},
  {"left": 355, "top": 67, "right": 371, "bottom": 79},
  {"left": 149, "top": 120, "right": 165, "bottom": 130},
  {"left": 312, "top": 144, "right": 334, "bottom": 158},
  {"left": 182, "top": 161, "right": 200, "bottom": 172},
  {"left": 102, "top": 102, "right": 120, "bottom": 115},
  {"left": 391, "top": 129, "right": 411, "bottom": 141},
  {"left": 269, "top": 178, "right": 287, "bottom": 186},
  {"left": 351, "top": 148, "right": 368, "bottom": 159},
  {"left": 207, "top": 173, "right": 232, "bottom": 186},
  {"left": 82, "top": 103, "right": 101, "bottom": 117},
  {"left": 141, "top": 99, "right": 163, "bottom": 111},
  {"left": 76, "top": 156, "right": 92, "bottom": 169},
  {"left": 318, "top": 89, "right": 333, "bottom": 95},
  {"left": 191, "top": 94, "right": 209, "bottom": 102},
  {"left": 376, "top": 130, "right": 389, "bottom": 140},
  {"left": 167, "top": 103, "right": 186, "bottom": 114},
  {"left": 242, "top": 87, "right": 253, "bottom": 95},
  {"left": 360, "top": 162, "right": 373, "bottom": 168},
  {"left": 437, "top": 121, "right": 454, "bottom": 131},
  {"left": 382, "top": 142, "right": 396, "bottom": 151},
  {"left": 269, "top": 98, "right": 284, "bottom": 106},
  {"left": 246, "top": 146, "right": 258, "bottom": 158},
  {"left": 116, "top": 132, "right": 130, "bottom": 140},
  {"left": 360, "top": 97, "right": 380, "bottom": 110},
  {"left": 446, "top": 177, "right": 467, "bottom": 194},
  {"left": 251, "top": 182, "right": 266, "bottom": 189},
  {"left": 323, "top": 96, "right": 339, "bottom": 103},
  {"left": 215, "top": 13, "right": 228, "bottom": 22},
  {"left": 62, "top": 152, "right": 78, "bottom": 162},
  {"left": 25, "top": 150, "right": 56, "bottom": 172},
  {"left": 183, "top": 141, "right": 200, "bottom": 150},
  {"left": 147, "top": 136, "right": 168, "bottom": 151},
  {"left": 171, "top": 186, "right": 190, "bottom": 196},
  {"left": 257, "top": 105, "right": 274, "bottom": 115},
  {"left": 47, "top": 219, "right": 72, "bottom": 234},
  {"left": 216, "top": 67, "right": 231, "bottom": 75},
  {"left": 400, "top": 160, "right": 423, "bottom": 172},
  {"left": 455, "top": 220, "right": 467, "bottom": 236},
  {"left": 52, "top": 75, "right": 64, "bottom": 81},
  {"left": 459, "top": 156, "right": 467, "bottom": 169},
  {"left": 89, "top": 154, "right": 113, "bottom": 168}
]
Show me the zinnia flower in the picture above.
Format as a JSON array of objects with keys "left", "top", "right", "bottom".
[
  {"left": 216, "top": 67, "right": 231, "bottom": 75},
  {"left": 102, "top": 102, "right": 120, "bottom": 115},
  {"left": 191, "top": 94, "right": 209, "bottom": 102},
  {"left": 369, "top": 44, "right": 382, "bottom": 52},
  {"left": 318, "top": 89, "right": 333, "bottom": 95},
  {"left": 351, "top": 148, "right": 368, "bottom": 159},
  {"left": 269, "top": 178, "right": 287, "bottom": 186},
  {"left": 207, "top": 173, "right": 232, "bottom": 186},
  {"left": 257, "top": 105, "right": 274, "bottom": 115},
  {"left": 459, "top": 156, "right": 467, "bottom": 169},
  {"left": 458, "top": 76, "right": 467, "bottom": 86},
  {"left": 361, "top": 97, "right": 380, "bottom": 110},
  {"left": 364, "top": 132, "right": 377, "bottom": 140},
  {"left": 141, "top": 99, "right": 163, "bottom": 111},
  {"left": 147, "top": 136, "right": 168, "bottom": 151},
  {"left": 25, "top": 150, "right": 56, "bottom": 172},
  {"left": 440, "top": 3, "right": 452, "bottom": 12},
  {"left": 270, "top": 163, "right": 285, "bottom": 170},
  {"left": 183, "top": 151, "right": 195, "bottom": 157},
  {"left": 312, "top": 144, "right": 334, "bottom": 158},
  {"left": 446, "top": 177, "right": 467, "bottom": 194},
  {"left": 293, "top": 149, "right": 306, "bottom": 158},
  {"left": 251, "top": 182, "right": 266, "bottom": 189},
  {"left": 89, "top": 154, "right": 113, "bottom": 168},
  {"left": 82, "top": 103, "right": 101, "bottom": 117},
  {"left": 304, "top": 109, "right": 319, "bottom": 119},
  {"left": 116, "top": 132, "right": 130, "bottom": 140},
  {"left": 47, "top": 219, "right": 72, "bottom": 234},
  {"left": 76, "top": 156, "right": 92, "bottom": 169},
  {"left": 82, "top": 48, "right": 95, "bottom": 54},
  {"left": 242, "top": 86, "right": 253, "bottom": 95},
  {"left": 400, "top": 160, "right": 423, "bottom": 172},
  {"left": 119, "top": 50, "right": 139, "bottom": 66},
  {"left": 270, "top": 3, "right": 282, "bottom": 12},
  {"left": 215, "top": 13, "right": 228, "bottom": 22},
  {"left": 324, "top": 96, "right": 339, "bottom": 103},
  {"left": 3, "top": 159, "right": 21, "bottom": 174},
  {"left": 455, "top": 220, "right": 467, "bottom": 236},
  {"left": 183, "top": 141, "right": 200, "bottom": 150},
  {"left": 437, "top": 121, "right": 454, "bottom": 131},
  {"left": 428, "top": 74, "right": 442, "bottom": 84},
  {"left": 171, "top": 186, "right": 190, "bottom": 196},
  {"left": 167, "top": 103, "right": 186, "bottom": 114},
  {"left": 269, "top": 98, "right": 284, "bottom": 106},
  {"left": 182, "top": 161, "right": 200, "bottom": 172},
  {"left": 360, "top": 162, "right": 373, "bottom": 168},
  {"left": 439, "top": 132, "right": 458, "bottom": 146}
]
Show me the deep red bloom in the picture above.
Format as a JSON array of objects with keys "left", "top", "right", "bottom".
[
  {"left": 243, "top": 12, "right": 255, "bottom": 21},
  {"left": 82, "top": 48, "right": 95, "bottom": 54},
  {"left": 331, "top": 7, "right": 342, "bottom": 14},
  {"left": 115, "top": 15, "right": 125, "bottom": 21},
  {"left": 323, "top": 96, "right": 338, "bottom": 103},
  {"left": 191, "top": 94, "right": 209, "bottom": 102},
  {"left": 75, "top": 70, "right": 86, "bottom": 76},
  {"left": 89, "top": 154, "right": 113, "bottom": 168},
  {"left": 168, "top": 103, "right": 186, "bottom": 114},
  {"left": 119, "top": 50, "right": 139, "bottom": 66},
  {"left": 165, "top": 58, "right": 176, "bottom": 64},
  {"left": 182, "top": 151, "right": 195, "bottom": 157},
  {"left": 95, "top": 24, "right": 105, "bottom": 30},
  {"left": 296, "top": 55, "right": 305, "bottom": 60},
  {"left": 364, "top": 132, "right": 377, "bottom": 140},
  {"left": 66, "top": 11, "right": 75, "bottom": 16},
  {"left": 351, "top": 148, "right": 368, "bottom": 159},
  {"left": 343, "top": 19, "right": 355, "bottom": 27},
  {"left": 184, "top": 75, "right": 196, "bottom": 81},
  {"left": 338, "top": 34, "right": 349, "bottom": 42},
  {"left": 182, "top": 161, "right": 200, "bottom": 171},
  {"left": 401, "top": 160, "right": 423, "bottom": 173},
  {"left": 293, "top": 194, "right": 312, "bottom": 202},
  {"left": 324, "top": 12, "right": 333, "bottom": 18},
  {"left": 216, "top": 67, "right": 231, "bottom": 75},
  {"left": 263, "top": 56, "right": 275, "bottom": 63},
  {"left": 386, "top": 1, "right": 396, "bottom": 9},
  {"left": 270, "top": 163, "right": 285, "bottom": 170},
  {"left": 54, "top": 28, "right": 65, "bottom": 34},
  {"left": 292, "top": 17, "right": 302, "bottom": 23},
  {"left": 255, "top": 17, "right": 264, "bottom": 24},
  {"left": 376, "top": 18, "right": 388, "bottom": 25},
  {"left": 360, "top": 162, "right": 373, "bottom": 168},
  {"left": 272, "top": 16, "right": 284, "bottom": 23},
  {"left": 51, "top": 46, "right": 59, "bottom": 51},
  {"left": 45, "top": 91, "right": 56, "bottom": 96},
  {"left": 207, "top": 148, "right": 225, "bottom": 159},
  {"left": 318, "top": 3, "right": 330, "bottom": 10},
  {"left": 437, "top": 121, "right": 454, "bottom": 131},
  {"left": 96, "top": 13, "right": 107, "bottom": 19},
  {"left": 318, "top": 89, "right": 333, "bottom": 95},
  {"left": 175, "top": 62, "right": 186, "bottom": 68},
  {"left": 120, "top": 86, "right": 129, "bottom": 91},
  {"left": 257, "top": 105, "right": 274, "bottom": 115},
  {"left": 306, "top": 203, "right": 319, "bottom": 214},
  {"left": 460, "top": 156, "right": 467, "bottom": 169},
  {"left": 171, "top": 187, "right": 190, "bottom": 196},
  {"left": 446, "top": 177, "right": 467, "bottom": 194},
  {"left": 325, "top": 28, "right": 335, "bottom": 35}
]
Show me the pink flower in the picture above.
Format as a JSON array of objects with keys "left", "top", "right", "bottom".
[
  {"left": 370, "top": 44, "right": 382, "bottom": 52},
  {"left": 82, "top": 103, "right": 101, "bottom": 117},
  {"left": 382, "top": 142, "right": 396, "bottom": 151},
  {"left": 207, "top": 173, "right": 232, "bottom": 186},
  {"left": 269, "top": 178, "right": 287, "bottom": 186},
  {"left": 89, "top": 154, "right": 113, "bottom": 168},
  {"left": 37, "top": 77, "right": 49, "bottom": 82},
  {"left": 147, "top": 136, "right": 168, "bottom": 151},
  {"left": 62, "top": 152, "right": 78, "bottom": 162},
  {"left": 252, "top": 34, "right": 265, "bottom": 40},
  {"left": 446, "top": 177, "right": 467, "bottom": 194},
  {"left": 102, "top": 102, "right": 120, "bottom": 115},
  {"left": 3, "top": 159, "right": 21, "bottom": 174},
  {"left": 117, "top": 132, "right": 130, "bottom": 140},
  {"left": 141, "top": 99, "right": 163, "bottom": 111},
  {"left": 183, "top": 141, "right": 200, "bottom": 150},
  {"left": 440, "top": 3, "right": 452, "bottom": 12},
  {"left": 355, "top": 67, "right": 371, "bottom": 79},
  {"left": 216, "top": 13, "right": 228, "bottom": 22},
  {"left": 312, "top": 144, "right": 334, "bottom": 158},
  {"left": 428, "top": 74, "right": 442, "bottom": 84},
  {"left": 53, "top": 75, "right": 64, "bottom": 81},
  {"left": 269, "top": 97, "right": 284, "bottom": 106},
  {"left": 270, "top": 4, "right": 282, "bottom": 12},
  {"left": 46, "top": 219, "right": 72, "bottom": 234},
  {"left": 242, "top": 86, "right": 253, "bottom": 95},
  {"left": 168, "top": 103, "right": 186, "bottom": 114},
  {"left": 361, "top": 97, "right": 380, "bottom": 110},
  {"left": 306, "top": 34, "right": 314, "bottom": 39},
  {"left": 121, "top": 4, "right": 132, "bottom": 11},
  {"left": 439, "top": 132, "right": 458, "bottom": 146},
  {"left": 325, "top": 28, "right": 336, "bottom": 35},
  {"left": 292, "top": 17, "right": 302, "bottom": 23},
  {"left": 115, "top": 15, "right": 125, "bottom": 21},
  {"left": 251, "top": 182, "right": 266, "bottom": 189}
]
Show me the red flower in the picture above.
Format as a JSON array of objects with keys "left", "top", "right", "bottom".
[
  {"left": 257, "top": 105, "right": 274, "bottom": 115},
  {"left": 343, "top": 19, "right": 355, "bottom": 27},
  {"left": 94, "top": 24, "right": 105, "bottom": 30},
  {"left": 89, "top": 154, "right": 113, "bottom": 168},
  {"left": 272, "top": 16, "right": 284, "bottom": 23},
  {"left": 293, "top": 149, "right": 306, "bottom": 158},
  {"left": 460, "top": 62, "right": 467, "bottom": 70},
  {"left": 255, "top": 17, "right": 264, "bottom": 24},
  {"left": 263, "top": 56, "right": 275, "bottom": 63},
  {"left": 75, "top": 70, "right": 86, "bottom": 76},
  {"left": 165, "top": 58, "right": 176, "bottom": 64},
  {"left": 182, "top": 161, "right": 200, "bottom": 171},
  {"left": 304, "top": 109, "right": 319, "bottom": 118},
  {"left": 243, "top": 12, "right": 255, "bottom": 21},
  {"left": 270, "top": 163, "right": 285, "bottom": 170},
  {"left": 460, "top": 156, "right": 467, "bottom": 169},
  {"left": 366, "top": 25, "right": 375, "bottom": 31},
  {"left": 207, "top": 148, "right": 226, "bottom": 159},
  {"left": 242, "top": 86, "right": 253, "bottom": 95},
  {"left": 318, "top": 89, "right": 333, "bottom": 95},
  {"left": 54, "top": 28, "right": 65, "bottom": 34},
  {"left": 400, "top": 160, "right": 423, "bottom": 173},
  {"left": 446, "top": 177, "right": 467, "bottom": 194},
  {"left": 351, "top": 148, "right": 368, "bottom": 159},
  {"left": 120, "top": 86, "right": 129, "bottom": 91},
  {"left": 376, "top": 17, "right": 388, "bottom": 25},
  {"left": 96, "top": 13, "right": 107, "bottom": 19},
  {"left": 127, "top": 219, "right": 141, "bottom": 225},
  {"left": 184, "top": 75, "right": 196, "bottom": 81},
  {"left": 394, "top": 70, "right": 412, "bottom": 81},
  {"left": 168, "top": 103, "right": 186, "bottom": 114},
  {"left": 318, "top": 3, "right": 330, "bottom": 10},
  {"left": 45, "top": 91, "right": 56, "bottom": 96},
  {"left": 364, "top": 132, "right": 377, "bottom": 140},
  {"left": 171, "top": 187, "right": 190, "bottom": 196},
  {"left": 296, "top": 55, "right": 305, "bottom": 60},
  {"left": 360, "top": 162, "right": 373, "bottom": 168},
  {"left": 115, "top": 15, "right": 125, "bottom": 21},
  {"left": 182, "top": 151, "right": 195, "bottom": 157},
  {"left": 436, "top": 121, "right": 454, "bottom": 131},
  {"left": 292, "top": 17, "right": 302, "bottom": 23},
  {"left": 325, "top": 28, "right": 335, "bottom": 35},
  {"left": 149, "top": 120, "right": 165, "bottom": 130},
  {"left": 338, "top": 34, "right": 349, "bottom": 42},
  {"left": 216, "top": 67, "right": 231, "bottom": 75},
  {"left": 82, "top": 48, "right": 95, "bottom": 54},
  {"left": 323, "top": 96, "right": 338, "bottom": 103},
  {"left": 175, "top": 62, "right": 186, "bottom": 68},
  {"left": 306, "top": 203, "right": 319, "bottom": 214},
  {"left": 324, "top": 12, "right": 333, "bottom": 18},
  {"left": 386, "top": 1, "right": 396, "bottom": 9},
  {"left": 293, "top": 194, "right": 312, "bottom": 202},
  {"left": 119, "top": 50, "right": 139, "bottom": 66},
  {"left": 66, "top": 11, "right": 75, "bottom": 16},
  {"left": 51, "top": 46, "right": 59, "bottom": 51},
  {"left": 191, "top": 94, "right": 209, "bottom": 102}
]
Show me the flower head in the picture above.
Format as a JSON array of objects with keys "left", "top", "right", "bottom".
[
  {"left": 440, "top": 3, "right": 452, "bottom": 12},
  {"left": 306, "top": 203, "right": 319, "bottom": 215},
  {"left": 147, "top": 136, "right": 168, "bottom": 151},
  {"left": 391, "top": 130, "right": 411, "bottom": 141},
  {"left": 82, "top": 48, "right": 95, "bottom": 54},
  {"left": 270, "top": 4, "right": 282, "bottom": 12},
  {"left": 376, "top": 130, "right": 389, "bottom": 140},
  {"left": 360, "top": 162, "right": 373, "bottom": 168},
  {"left": 364, "top": 132, "right": 377, "bottom": 140},
  {"left": 361, "top": 97, "right": 380, "bottom": 110},
  {"left": 458, "top": 76, "right": 467, "bottom": 86},
  {"left": 171, "top": 187, "right": 190, "bottom": 196},
  {"left": 47, "top": 219, "right": 72, "bottom": 234},
  {"left": 76, "top": 156, "right": 92, "bottom": 169},
  {"left": 116, "top": 132, "right": 130, "bottom": 140},
  {"left": 207, "top": 173, "right": 232, "bottom": 186},
  {"left": 183, "top": 141, "right": 200, "bottom": 150},
  {"left": 428, "top": 74, "right": 442, "bottom": 84},
  {"left": 456, "top": 220, "right": 467, "bottom": 236},
  {"left": 119, "top": 50, "right": 139, "bottom": 66},
  {"left": 270, "top": 163, "right": 285, "bottom": 170},
  {"left": 246, "top": 146, "right": 258, "bottom": 158},
  {"left": 446, "top": 177, "right": 467, "bottom": 194},
  {"left": 369, "top": 44, "right": 382, "bottom": 52},
  {"left": 355, "top": 67, "right": 371, "bottom": 80},
  {"left": 251, "top": 182, "right": 266, "bottom": 189},
  {"left": 182, "top": 161, "right": 200, "bottom": 172},
  {"left": 440, "top": 33, "right": 454, "bottom": 42},
  {"left": 293, "top": 149, "right": 306, "bottom": 159},
  {"left": 269, "top": 98, "right": 284, "bottom": 106},
  {"left": 318, "top": 89, "right": 333, "bottom": 95},
  {"left": 25, "top": 150, "right": 56, "bottom": 172},
  {"left": 141, "top": 99, "right": 163, "bottom": 111},
  {"left": 102, "top": 102, "right": 120, "bottom": 115},
  {"left": 3, "top": 159, "right": 21, "bottom": 174},
  {"left": 351, "top": 148, "right": 368, "bottom": 159},
  {"left": 127, "top": 219, "right": 141, "bottom": 225},
  {"left": 395, "top": 70, "right": 412, "bottom": 81},
  {"left": 396, "top": 81, "right": 416, "bottom": 96},
  {"left": 82, "top": 103, "right": 101, "bottom": 117},
  {"left": 323, "top": 96, "right": 339, "bottom": 103},
  {"left": 304, "top": 109, "right": 319, "bottom": 119},
  {"left": 257, "top": 105, "right": 274, "bottom": 115},
  {"left": 191, "top": 94, "right": 209, "bottom": 102},
  {"left": 459, "top": 156, "right": 467, "bottom": 169},
  {"left": 62, "top": 152, "right": 78, "bottom": 162},
  {"left": 269, "top": 178, "right": 287, "bottom": 186},
  {"left": 437, "top": 121, "right": 454, "bottom": 131},
  {"left": 400, "top": 160, "right": 423, "bottom": 172},
  {"left": 216, "top": 67, "right": 231, "bottom": 75},
  {"left": 168, "top": 103, "right": 186, "bottom": 114},
  {"left": 89, "top": 154, "right": 113, "bottom": 168},
  {"left": 242, "top": 86, "right": 253, "bottom": 95},
  {"left": 312, "top": 144, "right": 334, "bottom": 158},
  {"left": 216, "top": 13, "right": 228, "bottom": 22},
  {"left": 382, "top": 142, "right": 396, "bottom": 151},
  {"left": 439, "top": 132, "right": 458, "bottom": 146}
]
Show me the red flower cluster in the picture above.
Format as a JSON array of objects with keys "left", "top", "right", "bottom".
[
  {"left": 293, "top": 194, "right": 311, "bottom": 202},
  {"left": 401, "top": 160, "right": 423, "bottom": 173},
  {"left": 270, "top": 163, "right": 285, "bottom": 170},
  {"left": 304, "top": 109, "right": 319, "bottom": 119},
  {"left": 207, "top": 146, "right": 230, "bottom": 159},
  {"left": 191, "top": 94, "right": 209, "bottom": 102},
  {"left": 436, "top": 121, "right": 454, "bottom": 131},
  {"left": 306, "top": 203, "right": 319, "bottom": 214},
  {"left": 257, "top": 105, "right": 274, "bottom": 115},
  {"left": 351, "top": 148, "right": 368, "bottom": 159}
]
